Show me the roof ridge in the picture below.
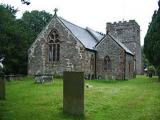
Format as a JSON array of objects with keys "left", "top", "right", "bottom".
[
  {"left": 59, "top": 17, "right": 105, "bottom": 40},
  {"left": 59, "top": 17, "right": 86, "bottom": 31},
  {"left": 58, "top": 16, "right": 98, "bottom": 50},
  {"left": 86, "top": 27, "right": 99, "bottom": 41},
  {"left": 86, "top": 27, "right": 105, "bottom": 35}
]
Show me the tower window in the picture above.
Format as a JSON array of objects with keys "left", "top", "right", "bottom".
[{"left": 48, "top": 29, "right": 60, "bottom": 62}]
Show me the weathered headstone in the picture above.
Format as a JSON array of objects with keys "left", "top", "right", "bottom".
[
  {"left": 0, "top": 56, "right": 5, "bottom": 100},
  {"left": 0, "top": 76, "right": 5, "bottom": 100},
  {"left": 63, "top": 71, "right": 84, "bottom": 116},
  {"left": 35, "top": 75, "right": 53, "bottom": 84}
]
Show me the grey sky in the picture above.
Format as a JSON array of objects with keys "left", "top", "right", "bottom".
[{"left": 0, "top": 0, "right": 159, "bottom": 45}]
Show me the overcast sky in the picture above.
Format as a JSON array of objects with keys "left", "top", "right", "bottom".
[{"left": 0, "top": 0, "right": 159, "bottom": 45}]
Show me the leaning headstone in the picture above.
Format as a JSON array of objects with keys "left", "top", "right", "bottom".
[{"left": 63, "top": 71, "right": 84, "bottom": 116}]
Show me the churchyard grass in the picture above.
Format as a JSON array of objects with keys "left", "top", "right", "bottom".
[{"left": 0, "top": 75, "right": 160, "bottom": 120}]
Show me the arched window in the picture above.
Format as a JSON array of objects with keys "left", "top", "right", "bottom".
[
  {"left": 104, "top": 55, "right": 111, "bottom": 71},
  {"left": 48, "top": 29, "right": 60, "bottom": 62}
]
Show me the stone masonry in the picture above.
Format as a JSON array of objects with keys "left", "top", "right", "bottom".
[
  {"left": 96, "top": 34, "right": 134, "bottom": 80},
  {"left": 106, "top": 20, "right": 142, "bottom": 74},
  {"left": 28, "top": 16, "right": 94, "bottom": 77},
  {"left": 28, "top": 12, "right": 136, "bottom": 80}
]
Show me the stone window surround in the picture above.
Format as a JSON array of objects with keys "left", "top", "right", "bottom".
[
  {"left": 104, "top": 55, "right": 112, "bottom": 72},
  {"left": 48, "top": 29, "right": 60, "bottom": 63}
]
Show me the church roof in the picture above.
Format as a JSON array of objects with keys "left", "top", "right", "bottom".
[
  {"left": 86, "top": 27, "right": 104, "bottom": 41},
  {"left": 59, "top": 17, "right": 103, "bottom": 50},
  {"left": 58, "top": 17, "right": 133, "bottom": 55}
]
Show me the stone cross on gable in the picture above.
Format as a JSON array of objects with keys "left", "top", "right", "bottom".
[{"left": 54, "top": 8, "right": 58, "bottom": 15}]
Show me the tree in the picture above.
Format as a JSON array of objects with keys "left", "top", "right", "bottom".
[
  {"left": 144, "top": 1, "right": 160, "bottom": 68},
  {"left": 0, "top": 4, "right": 53, "bottom": 75},
  {"left": 22, "top": 10, "right": 52, "bottom": 37},
  {"left": 148, "top": 65, "right": 156, "bottom": 78},
  {"left": 142, "top": 46, "right": 150, "bottom": 69},
  {"left": 0, "top": 4, "right": 34, "bottom": 74}
]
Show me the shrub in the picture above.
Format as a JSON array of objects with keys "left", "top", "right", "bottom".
[{"left": 148, "top": 65, "right": 156, "bottom": 78}]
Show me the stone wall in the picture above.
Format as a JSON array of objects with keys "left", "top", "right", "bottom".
[
  {"left": 96, "top": 35, "right": 127, "bottom": 80},
  {"left": 106, "top": 20, "right": 142, "bottom": 74},
  {"left": 28, "top": 16, "right": 135, "bottom": 80},
  {"left": 125, "top": 53, "right": 135, "bottom": 80},
  {"left": 82, "top": 50, "right": 95, "bottom": 79},
  {"left": 28, "top": 16, "right": 94, "bottom": 77}
]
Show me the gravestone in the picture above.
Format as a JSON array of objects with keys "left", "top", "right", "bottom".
[
  {"left": 0, "top": 75, "right": 5, "bottom": 100},
  {"left": 35, "top": 75, "right": 53, "bottom": 84},
  {"left": 63, "top": 71, "right": 84, "bottom": 115},
  {"left": 0, "top": 56, "right": 5, "bottom": 100}
]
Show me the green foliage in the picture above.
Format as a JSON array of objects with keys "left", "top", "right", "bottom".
[
  {"left": 142, "top": 46, "right": 150, "bottom": 69},
  {"left": 144, "top": 1, "right": 160, "bottom": 67},
  {"left": 0, "top": 4, "right": 34, "bottom": 74},
  {"left": 148, "top": 65, "right": 155, "bottom": 73},
  {"left": 0, "top": 4, "right": 52, "bottom": 75},
  {"left": 148, "top": 65, "right": 156, "bottom": 77},
  {"left": 156, "top": 66, "right": 160, "bottom": 79},
  {"left": 0, "top": 76, "right": 160, "bottom": 120},
  {"left": 22, "top": 10, "right": 52, "bottom": 37}
]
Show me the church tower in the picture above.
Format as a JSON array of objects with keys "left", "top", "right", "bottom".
[{"left": 106, "top": 20, "right": 142, "bottom": 74}]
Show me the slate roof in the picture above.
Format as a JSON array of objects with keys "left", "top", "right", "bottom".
[
  {"left": 86, "top": 27, "right": 104, "bottom": 41},
  {"left": 59, "top": 17, "right": 102, "bottom": 50},
  {"left": 58, "top": 17, "right": 133, "bottom": 55}
]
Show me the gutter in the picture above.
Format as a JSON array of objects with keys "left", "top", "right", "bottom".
[{"left": 85, "top": 48, "right": 97, "bottom": 52}]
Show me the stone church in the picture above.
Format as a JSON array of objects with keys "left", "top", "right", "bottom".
[{"left": 28, "top": 10, "right": 142, "bottom": 80}]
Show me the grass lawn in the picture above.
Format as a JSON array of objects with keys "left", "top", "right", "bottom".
[{"left": 0, "top": 75, "right": 160, "bottom": 120}]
